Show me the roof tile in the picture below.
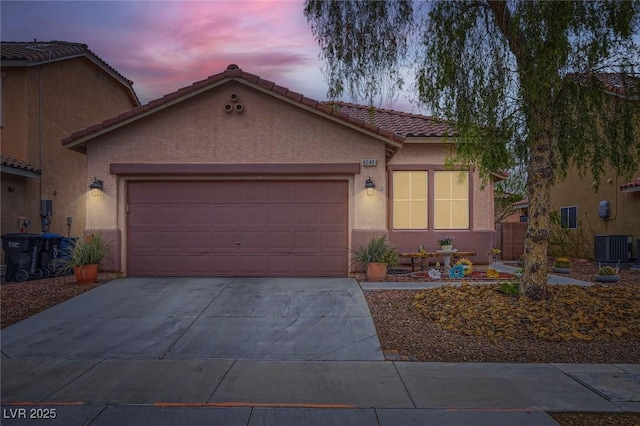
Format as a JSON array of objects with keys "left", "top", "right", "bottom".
[
  {"left": 0, "top": 153, "right": 41, "bottom": 174},
  {"left": 1, "top": 41, "right": 138, "bottom": 105},
  {"left": 621, "top": 177, "right": 640, "bottom": 190},
  {"left": 61, "top": 65, "right": 408, "bottom": 153}
]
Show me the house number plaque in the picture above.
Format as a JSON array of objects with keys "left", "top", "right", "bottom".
[{"left": 361, "top": 159, "right": 377, "bottom": 167}]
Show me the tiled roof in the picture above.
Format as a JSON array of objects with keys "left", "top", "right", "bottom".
[
  {"left": 328, "top": 102, "right": 456, "bottom": 138},
  {"left": 2, "top": 41, "right": 139, "bottom": 105},
  {"left": 62, "top": 65, "right": 405, "bottom": 156},
  {"left": 512, "top": 198, "right": 529, "bottom": 208},
  {"left": 1, "top": 153, "right": 41, "bottom": 174},
  {"left": 621, "top": 177, "right": 640, "bottom": 191},
  {"left": 570, "top": 72, "right": 640, "bottom": 98}
]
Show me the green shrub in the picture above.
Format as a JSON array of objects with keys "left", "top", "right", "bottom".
[
  {"left": 55, "top": 234, "right": 110, "bottom": 275},
  {"left": 350, "top": 236, "right": 398, "bottom": 268},
  {"left": 499, "top": 282, "right": 521, "bottom": 297}
]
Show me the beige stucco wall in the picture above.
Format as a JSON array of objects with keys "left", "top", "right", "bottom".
[
  {"left": 86, "top": 81, "right": 390, "bottom": 271},
  {"left": 550, "top": 165, "right": 640, "bottom": 255},
  {"left": 1, "top": 57, "right": 135, "bottom": 240}
]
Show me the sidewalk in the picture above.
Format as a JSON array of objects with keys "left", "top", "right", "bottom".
[{"left": 2, "top": 359, "right": 638, "bottom": 425}]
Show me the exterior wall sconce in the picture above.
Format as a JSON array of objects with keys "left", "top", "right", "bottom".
[
  {"left": 365, "top": 177, "right": 376, "bottom": 196},
  {"left": 89, "top": 177, "right": 104, "bottom": 196}
]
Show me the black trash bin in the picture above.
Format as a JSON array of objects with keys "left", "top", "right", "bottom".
[
  {"left": 1, "top": 233, "right": 43, "bottom": 282},
  {"left": 39, "top": 233, "right": 64, "bottom": 277}
]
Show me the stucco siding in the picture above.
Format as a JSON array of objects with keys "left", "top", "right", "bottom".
[
  {"left": 1, "top": 57, "right": 136, "bottom": 240},
  {"left": 550, "top": 166, "right": 640, "bottom": 256}
]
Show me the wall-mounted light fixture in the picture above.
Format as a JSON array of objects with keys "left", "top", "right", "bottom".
[
  {"left": 365, "top": 177, "right": 376, "bottom": 196},
  {"left": 89, "top": 177, "right": 104, "bottom": 196}
]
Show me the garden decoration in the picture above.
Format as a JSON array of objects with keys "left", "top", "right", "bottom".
[
  {"left": 438, "top": 235, "right": 454, "bottom": 250},
  {"left": 456, "top": 258, "right": 473, "bottom": 276},
  {"left": 449, "top": 264, "right": 465, "bottom": 278},
  {"left": 428, "top": 268, "right": 442, "bottom": 279},
  {"left": 486, "top": 268, "right": 500, "bottom": 278}
]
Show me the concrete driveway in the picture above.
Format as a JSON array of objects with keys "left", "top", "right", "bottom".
[{"left": 0, "top": 277, "right": 383, "bottom": 361}]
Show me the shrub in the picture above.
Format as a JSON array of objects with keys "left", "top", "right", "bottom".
[
  {"left": 499, "top": 282, "right": 521, "bottom": 297},
  {"left": 350, "top": 236, "right": 397, "bottom": 269},
  {"left": 55, "top": 234, "right": 110, "bottom": 275}
]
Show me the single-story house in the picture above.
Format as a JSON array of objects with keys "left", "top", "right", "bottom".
[{"left": 61, "top": 64, "right": 498, "bottom": 277}]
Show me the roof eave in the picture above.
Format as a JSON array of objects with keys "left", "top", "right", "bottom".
[
  {"left": 65, "top": 76, "right": 405, "bottom": 155},
  {"left": 621, "top": 186, "right": 640, "bottom": 193},
  {"left": 0, "top": 165, "right": 41, "bottom": 178}
]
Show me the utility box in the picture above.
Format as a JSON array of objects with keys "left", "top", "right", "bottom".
[
  {"left": 598, "top": 200, "right": 610, "bottom": 219},
  {"left": 594, "top": 235, "right": 633, "bottom": 262}
]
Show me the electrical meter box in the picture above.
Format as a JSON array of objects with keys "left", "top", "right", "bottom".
[{"left": 598, "top": 200, "right": 610, "bottom": 219}]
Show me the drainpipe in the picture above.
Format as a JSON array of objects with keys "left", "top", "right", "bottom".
[{"left": 38, "top": 51, "right": 52, "bottom": 232}]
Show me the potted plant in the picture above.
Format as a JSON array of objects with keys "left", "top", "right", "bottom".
[
  {"left": 350, "top": 236, "right": 398, "bottom": 281},
  {"left": 596, "top": 265, "right": 620, "bottom": 283},
  {"left": 437, "top": 235, "right": 454, "bottom": 251},
  {"left": 551, "top": 257, "right": 572, "bottom": 274},
  {"left": 56, "top": 234, "right": 110, "bottom": 284}
]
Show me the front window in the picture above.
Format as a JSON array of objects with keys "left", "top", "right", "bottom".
[
  {"left": 560, "top": 206, "right": 577, "bottom": 229},
  {"left": 393, "top": 171, "right": 428, "bottom": 229},
  {"left": 434, "top": 171, "right": 469, "bottom": 229}
]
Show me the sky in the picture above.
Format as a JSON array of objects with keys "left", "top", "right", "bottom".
[{"left": 1, "top": 0, "right": 417, "bottom": 111}]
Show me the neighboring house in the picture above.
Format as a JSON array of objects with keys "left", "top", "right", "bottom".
[
  {"left": 0, "top": 41, "right": 139, "bottom": 246},
  {"left": 549, "top": 74, "right": 639, "bottom": 261},
  {"left": 61, "top": 64, "right": 499, "bottom": 277}
]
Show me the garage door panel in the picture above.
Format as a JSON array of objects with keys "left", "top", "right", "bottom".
[
  {"left": 128, "top": 180, "right": 348, "bottom": 276},
  {"left": 267, "top": 206, "right": 294, "bottom": 226},
  {"left": 239, "top": 231, "right": 267, "bottom": 250},
  {"left": 210, "top": 206, "right": 239, "bottom": 225},
  {"left": 159, "top": 206, "right": 186, "bottom": 225},
  {"left": 240, "top": 206, "right": 268, "bottom": 226},
  {"left": 266, "top": 231, "right": 293, "bottom": 250},
  {"left": 322, "top": 231, "right": 348, "bottom": 250},
  {"left": 211, "top": 231, "right": 239, "bottom": 249},
  {"left": 187, "top": 206, "right": 213, "bottom": 225},
  {"left": 322, "top": 206, "right": 347, "bottom": 224}
]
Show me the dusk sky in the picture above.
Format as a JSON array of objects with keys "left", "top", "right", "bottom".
[{"left": 1, "top": 0, "right": 418, "bottom": 111}]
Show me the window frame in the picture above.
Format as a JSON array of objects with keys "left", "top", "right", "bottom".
[
  {"left": 391, "top": 170, "right": 429, "bottom": 230},
  {"left": 560, "top": 206, "right": 578, "bottom": 229},
  {"left": 433, "top": 170, "right": 470, "bottom": 230}
]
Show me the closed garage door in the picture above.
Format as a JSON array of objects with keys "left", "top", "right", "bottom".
[{"left": 127, "top": 180, "right": 348, "bottom": 276}]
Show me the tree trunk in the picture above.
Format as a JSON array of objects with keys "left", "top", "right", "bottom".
[{"left": 521, "top": 127, "right": 553, "bottom": 300}]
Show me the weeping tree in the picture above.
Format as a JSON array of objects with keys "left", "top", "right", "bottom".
[{"left": 305, "top": 0, "right": 640, "bottom": 299}]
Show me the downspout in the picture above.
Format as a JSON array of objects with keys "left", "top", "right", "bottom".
[{"left": 38, "top": 50, "right": 52, "bottom": 231}]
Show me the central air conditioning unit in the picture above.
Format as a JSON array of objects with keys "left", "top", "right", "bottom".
[{"left": 594, "top": 235, "right": 633, "bottom": 262}]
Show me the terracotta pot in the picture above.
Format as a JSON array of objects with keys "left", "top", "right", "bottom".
[
  {"left": 366, "top": 262, "right": 388, "bottom": 281},
  {"left": 74, "top": 264, "right": 98, "bottom": 284}
]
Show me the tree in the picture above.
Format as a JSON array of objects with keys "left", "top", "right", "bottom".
[{"left": 305, "top": 0, "right": 640, "bottom": 299}]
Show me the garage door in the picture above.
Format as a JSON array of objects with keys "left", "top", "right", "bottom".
[{"left": 127, "top": 180, "right": 348, "bottom": 276}]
